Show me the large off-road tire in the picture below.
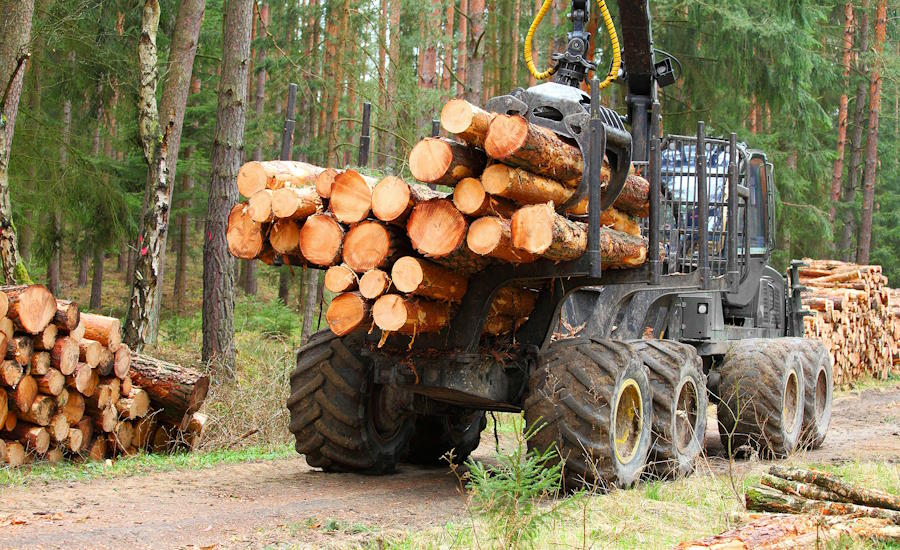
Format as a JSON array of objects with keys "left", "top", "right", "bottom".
[
  {"left": 716, "top": 339, "right": 805, "bottom": 458},
  {"left": 287, "top": 330, "right": 414, "bottom": 474},
  {"left": 405, "top": 409, "right": 486, "bottom": 466},
  {"left": 524, "top": 338, "right": 652, "bottom": 491},
  {"left": 795, "top": 338, "right": 833, "bottom": 449},
  {"left": 629, "top": 340, "right": 707, "bottom": 478}
]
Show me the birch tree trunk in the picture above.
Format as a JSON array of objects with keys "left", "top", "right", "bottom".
[
  {"left": 855, "top": 0, "right": 886, "bottom": 265},
  {"left": 0, "top": 0, "right": 35, "bottom": 284},
  {"left": 202, "top": 0, "right": 253, "bottom": 373}
]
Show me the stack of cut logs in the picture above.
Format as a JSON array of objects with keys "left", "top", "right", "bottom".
[
  {"left": 0, "top": 284, "right": 209, "bottom": 466},
  {"left": 680, "top": 466, "right": 900, "bottom": 548},
  {"left": 227, "top": 98, "right": 652, "bottom": 341},
  {"left": 799, "top": 259, "right": 899, "bottom": 386}
]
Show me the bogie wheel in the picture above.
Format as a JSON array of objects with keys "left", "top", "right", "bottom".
[
  {"left": 629, "top": 340, "right": 707, "bottom": 478},
  {"left": 287, "top": 330, "right": 414, "bottom": 474},
  {"left": 406, "top": 409, "right": 487, "bottom": 466},
  {"left": 795, "top": 338, "right": 833, "bottom": 449},
  {"left": 716, "top": 339, "right": 805, "bottom": 458},
  {"left": 524, "top": 338, "right": 652, "bottom": 491}
]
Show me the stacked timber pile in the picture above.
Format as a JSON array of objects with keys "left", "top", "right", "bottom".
[
  {"left": 679, "top": 466, "right": 900, "bottom": 548},
  {"left": 0, "top": 284, "right": 209, "bottom": 466},
  {"left": 799, "top": 259, "right": 898, "bottom": 386},
  {"left": 228, "top": 98, "right": 652, "bottom": 341}
]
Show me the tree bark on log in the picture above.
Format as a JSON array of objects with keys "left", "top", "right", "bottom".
[
  {"left": 453, "top": 177, "right": 517, "bottom": 217},
  {"left": 129, "top": 354, "right": 210, "bottom": 429},
  {"left": 769, "top": 465, "right": 900, "bottom": 512},
  {"left": 484, "top": 114, "right": 583, "bottom": 186},
  {"left": 390, "top": 256, "right": 468, "bottom": 302},
  {"left": 372, "top": 295, "right": 452, "bottom": 335},
  {"left": 481, "top": 163, "right": 574, "bottom": 206},
  {"left": 54, "top": 300, "right": 80, "bottom": 332},
  {"left": 299, "top": 214, "right": 344, "bottom": 267},
  {"left": 745, "top": 485, "right": 900, "bottom": 525},
  {"left": 612, "top": 174, "right": 651, "bottom": 218},
  {"left": 597, "top": 207, "right": 641, "bottom": 236},
  {"left": 2, "top": 285, "right": 57, "bottom": 334},
  {"left": 408, "top": 137, "right": 487, "bottom": 186},
  {"left": 81, "top": 313, "right": 122, "bottom": 352},
  {"left": 511, "top": 203, "right": 648, "bottom": 266},
  {"left": 236, "top": 160, "right": 324, "bottom": 198},
  {"left": 440, "top": 99, "right": 495, "bottom": 148},
  {"left": 6, "top": 335, "right": 32, "bottom": 366},
  {"left": 325, "top": 292, "right": 371, "bottom": 336},
  {"left": 342, "top": 221, "right": 408, "bottom": 273},
  {"left": 467, "top": 216, "right": 537, "bottom": 263}
]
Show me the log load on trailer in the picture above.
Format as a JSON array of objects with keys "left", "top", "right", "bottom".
[{"left": 227, "top": 0, "right": 840, "bottom": 487}]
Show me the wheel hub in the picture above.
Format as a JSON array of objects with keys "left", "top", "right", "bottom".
[
  {"left": 613, "top": 379, "right": 643, "bottom": 464},
  {"left": 815, "top": 369, "right": 827, "bottom": 420},
  {"left": 782, "top": 370, "right": 800, "bottom": 433},
  {"left": 370, "top": 384, "right": 410, "bottom": 441},
  {"left": 674, "top": 378, "right": 700, "bottom": 453}
]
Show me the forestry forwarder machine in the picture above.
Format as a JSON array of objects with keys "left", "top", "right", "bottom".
[{"left": 287, "top": 0, "right": 834, "bottom": 488}]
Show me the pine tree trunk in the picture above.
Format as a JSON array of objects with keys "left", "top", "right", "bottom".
[
  {"left": 89, "top": 248, "right": 104, "bottom": 310},
  {"left": 174, "top": 78, "right": 200, "bottom": 311},
  {"left": 376, "top": 0, "right": 388, "bottom": 166},
  {"left": 242, "top": 3, "right": 268, "bottom": 297},
  {"left": 278, "top": 268, "right": 290, "bottom": 305},
  {"left": 467, "top": 0, "right": 484, "bottom": 104},
  {"left": 0, "top": 0, "right": 35, "bottom": 283},
  {"left": 855, "top": 0, "right": 885, "bottom": 265},
  {"left": 829, "top": 2, "right": 854, "bottom": 224},
  {"left": 49, "top": 90, "right": 68, "bottom": 293},
  {"left": 125, "top": 0, "right": 205, "bottom": 350},
  {"left": 456, "top": 0, "right": 469, "bottom": 97},
  {"left": 326, "top": 0, "right": 351, "bottom": 165},
  {"left": 202, "top": 0, "right": 252, "bottom": 373},
  {"left": 301, "top": 268, "right": 320, "bottom": 345},
  {"left": 386, "top": 0, "right": 402, "bottom": 167},
  {"left": 77, "top": 248, "right": 91, "bottom": 288},
  {"left": 838, "top": 1, "right": 870, "bottom": 260},
  {"left": 441, "top": 0, "right": 455, "bottom": 92}
]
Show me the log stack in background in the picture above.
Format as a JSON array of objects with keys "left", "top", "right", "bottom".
[
  {"left": 800, "top": 259, "right": 899, "bottom": 386},
  {"left": 226, "top": 98, "right": 653, "bottom": 343},
  {"left": 0, "top": 285, "right": 209, "bottom": 467}
]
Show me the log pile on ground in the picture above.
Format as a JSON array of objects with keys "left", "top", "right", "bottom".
[
  {"left": 799, "top": 259, "right": 899, "bottom": 386},
  {"left": 227, "top": 99, "right": 653, "bottom": 342},
  {"left": 0, "top": 285, "right": 209, "bottom": 466},
  {"left": 679, "top": 465, "right": 900, "bottom": 548}
]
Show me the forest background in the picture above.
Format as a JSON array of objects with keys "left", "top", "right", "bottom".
[{"left": 0, "top": 0, "right": 897, "bottom": 375}]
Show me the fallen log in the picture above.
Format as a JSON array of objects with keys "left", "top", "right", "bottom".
[
  {"left": 298, "top": 214, "right": 344, "bottom": 267},
  {"left": 81, "top": 313, "right": 122, "bottom": 353},
  {"left": 247, "top": 189, "right": 275, "bottom": 223},
  {"left": 36, "top": 367, "right": 65, "bottom": 396},
  {"left": 769, "top": 466, "right": 900, "bottom": 512},
  {"left": 0, "top": 359, "right": 23, "bottom": 388},
  {"left": 129, "top": 354, "right": 210, "bottom": 430},
  {"left": 11, "top": 374, "right": 37, "bottom": 413},
  {"left": 6, "top": 335, "right": 33, "bottom": 367},
  {"left": 324, "top": 264, "right": 359, "bottom": 293},
  {"left": 745, "top": 485, "right": 900, "bottom": 525},
  {"left": 406, "top": 199, "right": 468, "bottom": 259},
  {"left": 372, "top": 295, "right": 452, "bottom": 335},
  {"left": 78, "top": 339, "right": 102, "bottom": 368},
  {"left": 453, "top": 177, "right": 517, "bottom": 218},
  {"left": 226, "top": 203, "right": 266, "bottom": 260},
  {"left": 269, "top": 219, "right": 303, "bottom": 257},
  {"left": 440, "top": 99, "right": 495, "bottom": 148},
  {"left": 481, "top": 163, "right": 573, "bottom": 206},
  {"left": 236, "top": 160, "right": 323, "bottom": 198},
  {"left": 271, "top": 186, "right": 323, "bottom": 220},
  {"left": 2, "top": 285, "right": 57, "bottom": 335},
  {"left": 342, "top": 221, "right": 407, "bottom": 273},
  {"left": 484, "top": 114, "right": 583, "bottom": 186},
  {"left": 53, "top": 300, "right": 80, "bottom": 332},
  {"left": 359, "top": 269, "right": 392, "bottom": 300},
  {"left": 330, "top": 170, "right": 377, "bottom": 224},
  {"left": 34, "top": 323, "right": 57, "bottom": 352},
  {"left": 8, "top": 423, "right": 50, "bottom": 454},
  {"left": 390, "top": 256, "right": 468, "bottom": 302},
  {"left": 371, "top": 176, "right": 444, "bottom": 225},
  {"left": 325, "top": 292, "right": 371, "bottom": 336},
  {"left": 51, "top": 336, "right": 79, "bottom": 375},
  {"left": 2, "top": 440, "right": 25, "bottom": 466},
  {"left": 511, "top": 203, "right": 647, "bottom": 266},
  {"left": 409, "top": 137, "right": 487, "bottom": 186},
  {"left": 467, "top": 216, "right": 537, "bottom": 263}
]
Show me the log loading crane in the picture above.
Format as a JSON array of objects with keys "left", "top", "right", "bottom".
[{"left": 286, "top": 0, "right": 834, "bottom": 487}]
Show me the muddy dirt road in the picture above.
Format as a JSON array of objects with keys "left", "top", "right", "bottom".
[{"left": 1, "top": 384, "right": 898, "bottom": 549}]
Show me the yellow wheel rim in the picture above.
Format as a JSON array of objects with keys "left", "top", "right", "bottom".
[{"left": 613, "top": 379, "right": 643, "bottom": 464}]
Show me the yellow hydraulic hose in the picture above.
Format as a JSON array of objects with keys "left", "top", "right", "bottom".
[{"left": 524, "top": 0, "right": 622, "bottom": 89}]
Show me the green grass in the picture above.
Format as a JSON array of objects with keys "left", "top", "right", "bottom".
[
  {"left": 382, "top": 460, "right": 899, "bottom": 550},
  {"left": 0, "top": 443, "right": 293, "bottom": 487}
]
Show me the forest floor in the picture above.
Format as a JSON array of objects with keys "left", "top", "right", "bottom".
[{"left": 0, "top": 380, "right": 897, "bottom": 549}]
